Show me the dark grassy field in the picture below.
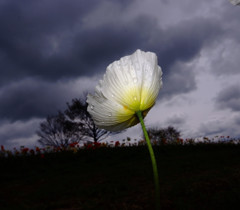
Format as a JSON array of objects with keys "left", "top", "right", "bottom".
[{"left": 1, "top": 144, "right": 240, "bottom": 210}]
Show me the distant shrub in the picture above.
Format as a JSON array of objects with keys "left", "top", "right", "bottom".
[{"left": 146, "top": 126, "right": 181, "bottom": 145}]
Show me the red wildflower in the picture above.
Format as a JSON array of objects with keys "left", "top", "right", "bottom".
[
  {"left": 1, "top": 145, "right": 4, "bottom": 151},
  {"left": 69, "top": 142, "right": 78, "bottom": 147},
  {"left": 21, "top": 148, "right": 29, "bottom": 154},
  {"left": 56, "top": 146, "right": 61, "bottom": 151},
  {"left": 86, "top": 144, "right": 93, "bottom": 149},
  {"left": 36, "top": 147, "right": 42, "bottom": 154},
  {"left": 115, "top": 141, "right": 120, "bottom": 147},
  {"left": 94, "top": 142, "right": 101, "bottom": 148},
  {"left": 30, "top": 149, "right": 35, "bottom": 155}
]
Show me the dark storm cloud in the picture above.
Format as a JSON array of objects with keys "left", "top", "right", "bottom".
[
  {"left": 206, "top": 2, "right": 240, "bottom": 77},
  {"left": 0, "top": 0, "right": 135, "bottom": 85},
  {"left": 159, "top": 61, "right": 197, "bottom": 99},
  {"left": 167, "top": 116, "right": 186, "bottom": 124},
  {"left": 198, "top": 122, "right": 228, "bottom": 137},
  {"left": 149, "top": 17, "right": 224, "bottom": 68},
  {"left": 234, "top": 115, "right": 240, "bottom": 125},
  {"left": 0, "top": 78, "right": 80, "bottom": 121},
  {"left": 71, "top": 16, "right": 156, "bottom": 72},
  {"left": 215, "top": 84, "right": 240, "bottom": 112},
  {"left": 166, "top": 114, "right": 186, "bottom": 126},
  {"left": 0, "top": 119, "right": 40, "bottom": 143},
  {"left": 198, "top": 115, "right": 240, "bottom": 138}
]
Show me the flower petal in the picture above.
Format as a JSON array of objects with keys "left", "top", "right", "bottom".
[
  {"left": 100, "top": 49, "right": 162, "bottom": 111},
  {"left": 87, "top": 49, "right": 162, "bottom": 131},
  {"left": 87, "top": 93, "right": 137, "bottom": 131}
]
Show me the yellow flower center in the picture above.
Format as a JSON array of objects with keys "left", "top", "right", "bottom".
[{"left": 119, "top": 86, "right": 155, "bottom": 112}]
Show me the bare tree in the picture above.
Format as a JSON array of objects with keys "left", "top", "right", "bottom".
[
  {"left": 36, "top": 95, "right": 112, "bottom": 147},
  {"left": 146, "top": 126, "right": 181, "bottom": 144},
  {"left": 37, "top": 111, "right": 83, "bottom": 148},
  {"left": 65, "top": 98, "right": 111, "bottom": 143}
]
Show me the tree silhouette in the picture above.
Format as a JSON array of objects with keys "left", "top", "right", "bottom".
[
  {"left": 65, "top": 98, "right": 110, "bottom": 143},
  {"left": 37, "top": 111, "right": 83, "bottom": 148},
  {"left": 36, "top": 96, "right": 111, "bottom": 147},
  {"left": 146, "top": 126, "right": 181, "bottom": 144}
]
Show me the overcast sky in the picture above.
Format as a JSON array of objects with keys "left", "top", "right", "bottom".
[{"left": 1, "top": 0, "right": 240, "bottom": 149}]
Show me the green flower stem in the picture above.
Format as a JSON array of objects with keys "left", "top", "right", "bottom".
[{"left": 136, "top": 111, "right": 160, "bottom": 210}]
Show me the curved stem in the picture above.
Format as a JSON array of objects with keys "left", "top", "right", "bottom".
[{"left": 136, "top": 111, "right": 160, "bottom": 210}]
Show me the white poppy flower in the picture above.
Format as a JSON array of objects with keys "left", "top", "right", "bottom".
[
  {"left": 87, "top": 49, "right": 163, "bottom": 131},
  {"left": 229, "top": 0, "right": 240, "bottom": 5}
]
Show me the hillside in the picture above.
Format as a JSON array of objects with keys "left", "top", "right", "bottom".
[{"left": 1, "top": 144, "right": 240, "bottom": 209}]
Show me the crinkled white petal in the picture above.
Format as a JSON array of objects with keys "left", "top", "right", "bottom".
[
  {"left": 87, "top": 93, "right": 138, "bottom": 131},
  {"left": 101, "top": 49, "right": 162, "bottom": 111},
  {"left": 87, "top": 49, "right": 162, "bottom": 131}
]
